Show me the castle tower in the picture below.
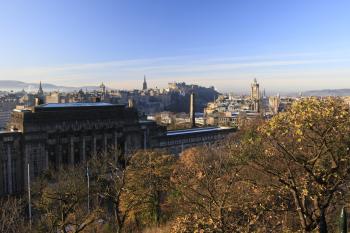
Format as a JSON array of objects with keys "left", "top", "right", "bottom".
[
  {"left": 142, "top": 75, "right": 148, "bottom": 90},
  {"left": 190, "top": 92, "right": 196, "bottom": 128},
  {"left": 251, "top": 78, "right": 261, "bottom": 112}
]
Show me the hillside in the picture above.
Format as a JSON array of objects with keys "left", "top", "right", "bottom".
[
  {"left": 302, "top": 89, "right": 350, "bottom": 97},
  {"left": 0, "top": 80, "right": 99, "bottom": 92}
]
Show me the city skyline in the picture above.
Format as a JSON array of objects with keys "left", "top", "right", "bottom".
[{"left": 1, "top": 0, "right": 350, "bottom": 92}]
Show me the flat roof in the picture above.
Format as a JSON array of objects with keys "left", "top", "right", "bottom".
[
  {"left": 167, "top": 127, "right": 233, "bottom": 136},
  {"left": 37, "top": 103, "right": 116, "bottom": 108},
  {"left": 139, "top": 120, "right": 156, "bottom": 124},
  {"left": 0, "top": 130, "right": 20, "bottom": 135}
]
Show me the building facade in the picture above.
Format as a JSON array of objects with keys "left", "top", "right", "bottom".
[
  {"left": 0, "top": 102, "right": 234, "bottom": 196},
  {"left": 152, "top": 127, "right": 234, "bottom": 155},
  {"left": 0, "top": 131, "right": 23, "bottom": 195}
]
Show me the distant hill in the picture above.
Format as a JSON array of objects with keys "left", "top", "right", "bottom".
[
  {"left": 302, "top": 89, "right": 350, "bottom": 97},
  {"left": 0, "top": 80, "right": 99, "bottom": 92}
]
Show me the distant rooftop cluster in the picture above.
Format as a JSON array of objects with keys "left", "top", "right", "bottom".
[{"left": 2, "top": 77, "right": 347, "bottom": 132}]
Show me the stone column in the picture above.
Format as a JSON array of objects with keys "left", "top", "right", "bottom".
[
  {"left": 143, "top": 130, "right": 147, "bottom": 149},
  {"left": 104, "top": 134, "right": 108, "bottom": 154},
  {"left": 81, "top": 136, "right": 86, "bottom": 162},
  {"left": 24, "top": 144, "right": 30, "bottom": 188},
  {"left": 124, "top": 136, "right": 128, "bottom": 155},
  {"left": 57, "top": 144, "right": 62, "bottom": 168},
  {"left": 44, "top": 145, "right": 49, "bottom": 170},
  {"left": 6, "top": 144, "right": 12, "bottom": 194},
  {"left": 70, "top": 137, "right": 74, "bottom": 165},
  {"left": 112, "top": 132, "right": 119, "bottom": 162},
  {"left": 93, "top": 135, "right": 97, "bottom": 156},
  {"left": 114, "top": 132, "right": 118, "bottom": 152}
]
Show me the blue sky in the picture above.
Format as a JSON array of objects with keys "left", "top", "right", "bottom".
[{"left": 0, "top": 0, "right": 350, "bottom": 93}]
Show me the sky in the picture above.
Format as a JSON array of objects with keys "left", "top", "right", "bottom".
[{"left": 0, "top": 0, "right": 350, "bottom": 93}]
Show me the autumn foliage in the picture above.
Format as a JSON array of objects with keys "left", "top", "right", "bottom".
[{"left": 1, "top": 97, "right": 350, "bottom": 233}]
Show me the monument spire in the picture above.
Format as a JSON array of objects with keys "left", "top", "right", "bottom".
[{"left": 190, "top": 92, "right": 196, "bottom": 128}]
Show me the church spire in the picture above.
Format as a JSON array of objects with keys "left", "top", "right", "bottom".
[
  {"left": 142, "top": 75, "right": 148, "bottom": 90},
  {"left": 38, "top": 81, "right": 44, "bottom": 96}
]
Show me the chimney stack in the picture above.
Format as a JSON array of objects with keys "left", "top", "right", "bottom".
[{"left": 190, "top": 92, "right": 196, "bottom": 128}]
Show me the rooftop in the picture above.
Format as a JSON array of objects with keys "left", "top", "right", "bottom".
[
  {"left": 167, "top": 127, "right": 233, "bottom": 136},
  {"left": 37, "top": 102, "right": 116, "bottom": 108},
  {"left": 0, "top": 130, "right": 20, "bottom": 135}
]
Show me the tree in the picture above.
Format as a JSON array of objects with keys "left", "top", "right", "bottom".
[
  {"left": 33, "top": 167, "right": 101, "bottom": 233},
  {"left": 172, "top": 147, "right": 240, "bottom": 232},
  {"left": 89, "top": 150, "right": 136, "bottom": 233},
  {"left": 0, "top": 197, "right": 29, "bottom": 233},
  {"left": 171, "top": 146, "right": 282, "bottom": 233},
  {"left": 252, "top": 97, "right": 350, "bottom": 233},
  {"left": 122, "top": 150, "right": 175, "bottom": 230}
]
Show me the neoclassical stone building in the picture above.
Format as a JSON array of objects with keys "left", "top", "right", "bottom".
[
  {"left": 0, "top": 102, "right": 234, "bottom": 196},
  {"left": 0, "top": 131, "right": 22, "bottom": 194},
  {"left": 1, "top": 103, "right": 164, "bottom": 195}
]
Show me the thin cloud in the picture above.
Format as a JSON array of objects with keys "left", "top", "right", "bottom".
[{"left": 0, "top": 53, "right": 350, "bottom": 91}]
